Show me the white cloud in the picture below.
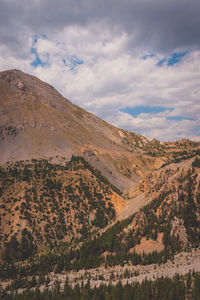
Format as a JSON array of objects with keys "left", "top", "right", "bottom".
[
  {"left": 0, "top": 23, "right": 199, "bottom": 141},
  {"left": 107, "top": 110, "right": 200, "bottom": 141}
]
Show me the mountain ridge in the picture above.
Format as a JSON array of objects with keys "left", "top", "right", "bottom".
[{"left": 0, "top": 69, "right": 166, "bottom": 191}]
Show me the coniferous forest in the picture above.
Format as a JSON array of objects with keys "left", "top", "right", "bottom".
[{"left": 2, "top": 272, "right": 200, "bottom": 300}]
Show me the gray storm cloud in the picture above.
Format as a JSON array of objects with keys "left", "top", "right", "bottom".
[{"left": 1, "top": 0, "right": 200, "bottom": 54}]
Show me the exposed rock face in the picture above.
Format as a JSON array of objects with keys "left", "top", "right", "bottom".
[
  {"left": 170, "top": 217, "right": 189, "bottom": 247},
  {"left": 13, "top": 79, "right": 25, "bottom": 91}
]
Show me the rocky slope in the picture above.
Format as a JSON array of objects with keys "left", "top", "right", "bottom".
[
  {"left": 1, "top": 69, "right": 200, "bottom": 192},
  {"left": 0, "top": 69, "right": 167, "bottom": 191}
]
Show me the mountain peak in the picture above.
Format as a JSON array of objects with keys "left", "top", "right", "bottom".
[
  {"left": 0, "top": 69, "right": 27, "bottom": 82},
  {"left": 0, "top": 69, "right": 26, "bottom": 90},
  {"left": 0, "top": 68, "right": 22, "bottom": 76},
  {"left": 0, "top": 69, "right": 57, "bottom": 94}
]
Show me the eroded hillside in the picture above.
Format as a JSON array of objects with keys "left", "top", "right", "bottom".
[{"left": 57, "top": 156, "right": 200, "bottom": 271}]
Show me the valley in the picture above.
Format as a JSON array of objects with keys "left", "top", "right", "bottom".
[{"left": 0, "top": 69, "right": 200, "bottom": 299}]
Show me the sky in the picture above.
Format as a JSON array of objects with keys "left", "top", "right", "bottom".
[{"left": 0, "top": 0, "right": 200, "bottom": 141}]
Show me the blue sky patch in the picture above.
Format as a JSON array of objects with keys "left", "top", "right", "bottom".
[
  {"left": 157, "top": 51, "right": 188, "bottom": 67},
  {"left": 30, "top": 34, "right": 49, "bottom": 68},
  {"left": 167, "top": 116, "right": 195, "bottom": 121},
  {"left": 63, "top": 55, "right": 84, "bottom": 70},
  {"left": 32, "top": 35, "right": 38, "bottom": 44},
  {"left": 168, "top": 52, "right": 188, "bottom": 66},
  {"left": 62, "top": 58, "right": 67, "bottom": 66},
  {"left": 157, "top": 58, "right": 166, "bottom": 66},
  {"left": 32, "top": 34, "right": 47, "bottom": 45},
  {"left": 121, "top": 106, "right": 173, "bottom": 117},
  {"left": 141, "top": 54, "right": 155, "bottom": 60},
  {"left": 30, "top": 47, "right": 48, "bottom": 67}
]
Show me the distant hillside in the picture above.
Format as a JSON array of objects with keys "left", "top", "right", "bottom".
[
  {"left": 1, "top": 156, "right": 200, "bottom": 275},
  {"left": 59, "top": 156, "right": 200, "bottom": 271}
]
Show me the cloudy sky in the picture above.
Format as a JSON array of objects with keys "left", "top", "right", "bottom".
[{"left": 0, "top": 0, "right": 200, "bottom": 141}]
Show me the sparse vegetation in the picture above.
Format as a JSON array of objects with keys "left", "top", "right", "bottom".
[{"left": 0, "top": 156, "right": 118, "bottom": 264}]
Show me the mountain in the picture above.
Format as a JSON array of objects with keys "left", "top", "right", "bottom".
[
  {"left": 1, "top": 69, "right": 200, "bottom": 298},
  {"left": 0, "top": 69, "right": 166, "bottom": 191}
]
